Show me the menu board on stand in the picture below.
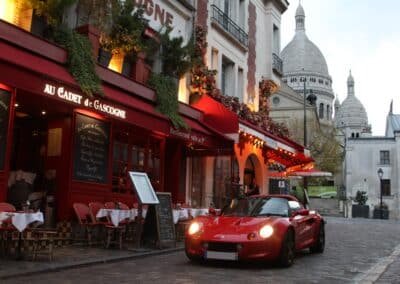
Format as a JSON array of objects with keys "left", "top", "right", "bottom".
[{"left": 129, "top": 172, "right": 175, "bottom": 248}]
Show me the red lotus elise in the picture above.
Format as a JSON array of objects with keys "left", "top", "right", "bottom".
[{"left": 185, "top": 194, "right": 325, "bottom": 267}]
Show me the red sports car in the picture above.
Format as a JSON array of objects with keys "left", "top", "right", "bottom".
[{"left": 185, "top": 194, "right": 325, "bottom": 267}]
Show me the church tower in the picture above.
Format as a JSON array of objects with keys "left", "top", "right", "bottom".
[{"left": 335, "top": 71, "right": 371, "bottom": 138}]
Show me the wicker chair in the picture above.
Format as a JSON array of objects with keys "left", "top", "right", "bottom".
[
  {"left": 0, "top": 202, "right": 16, "bottom": 255},
  {"left": 72, "top": 203, "right": 96, "bottom": 246},
  {"left": 89, "top": 202, "right": 125, "bottom": 249}
]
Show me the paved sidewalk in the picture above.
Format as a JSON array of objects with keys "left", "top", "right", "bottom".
[{"left": 0, "top": 243, "right": 184, "bottom": 280}]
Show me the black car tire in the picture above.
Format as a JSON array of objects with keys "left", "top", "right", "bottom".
[
  {"left": 279, "top": 230, "right": 295, "bottom": 267},
  {"left": 310, "top": 223, "right": 325, "bottom": 253},
  {"left": 185, "top": 249, "right": 203, "bottom": 263}
]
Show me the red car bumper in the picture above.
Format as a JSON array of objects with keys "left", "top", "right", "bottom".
[{"left": 185, "top": 235, "right": 283, "bottom": 262}]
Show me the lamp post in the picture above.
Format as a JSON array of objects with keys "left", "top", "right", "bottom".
[
  {"left": 302, "top": 78, "right": 316, "bottom": 208},
  {"left": 377, "top": 168, "right": 383, "bottom": 219}
]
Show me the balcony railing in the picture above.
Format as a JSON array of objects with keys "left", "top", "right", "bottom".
[
  {"left": 272, "top": 53, "right": 283, "bottom": 76},
  {"left": 211, "top": 5, "right": 248, "bottom": 47}
]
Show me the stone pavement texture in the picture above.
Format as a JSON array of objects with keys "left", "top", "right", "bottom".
[
  {"left": 1, "top": 217, "right": 400, "bottom": 283},
  {"left": 0, "top": 243, "right": 183, "bottom": 280}
]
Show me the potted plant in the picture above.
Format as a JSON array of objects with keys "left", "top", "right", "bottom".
[
  {"left": 352, "top": 190, "right": 369, "bottom": 218},
  {"left": 373, "top": 202, "right": 389, "bottom": 219},
  {"left": 98, "top": 2, "right": 148, "bottom": 71}
]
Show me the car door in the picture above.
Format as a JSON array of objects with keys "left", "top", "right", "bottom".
[{"left": 289, "top": 200, "right": 312, "bottom": 249}]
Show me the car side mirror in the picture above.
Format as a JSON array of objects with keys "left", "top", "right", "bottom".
[
  {"left": 298, "top": 209, "right": 309, "bottom": 216},
  {"left": 291, "top": 208, "right": 309, "bottom": 218}
]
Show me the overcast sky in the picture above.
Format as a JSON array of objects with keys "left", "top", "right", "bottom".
[{"left": 281, "top": 0, "right": 400, "bottom": 135}]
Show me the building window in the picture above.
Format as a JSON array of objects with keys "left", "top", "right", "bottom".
[
  {"left": 356, "top": 133, "right": 359, "bottom": 138},
  {"left": 319, "top": 103, "right": 324, "bottom": 119},
  {"left": 237, "top": 67, "right": 244, "bottom": 102},
  {"left": 221, "top": 56, "right": 234, "bottom": 96},
  {"left": 380, "top": 150, "right": 390, "bottom": 165},
  {"left": 326, "top": 105, "right": 330, "bottom": 120},
  {"left": 382, "top": 179, "right": 391, "bottom": 196}
]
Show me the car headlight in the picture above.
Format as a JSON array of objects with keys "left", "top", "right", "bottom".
[
  {"left": 188, "top": 222, "right": 202, "bottom": 235},
  {"left": 259, "top": 225, "right": 274, "bottom": 239}
]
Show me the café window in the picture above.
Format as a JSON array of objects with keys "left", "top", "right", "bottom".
[
  {"left": 380, "top": 150, "right": 390, "bottom": 165},
  {"left": 112, "top": 128, "right": 163, "bottom": 193}
]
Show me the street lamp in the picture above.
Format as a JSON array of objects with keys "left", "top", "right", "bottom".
[
  {"left": 302, "top": 78, "right": 316, "bottom": 208},
  {"left": 377, "top": 168, "right": 383, "bottom": 219}
]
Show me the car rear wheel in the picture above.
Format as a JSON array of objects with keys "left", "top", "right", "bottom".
[
  {"left": 310, "top": 224, "right": 325, "bottom": 253},
  {"left": 279, "top": 230, "right": 295, "bottom": 267}
]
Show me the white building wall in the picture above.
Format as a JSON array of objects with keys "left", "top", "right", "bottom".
[{"left": 346, "top": 138, "right": 400, "bottom": 219}]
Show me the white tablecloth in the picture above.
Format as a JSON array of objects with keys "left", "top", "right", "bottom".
[
  {"left": 0, "top": 211, "right": 44, "bottom": 232},
  {"left": 172, "top": 209, "right": 190, "bottom": 224},
  {"left": 96, "top": 209, "right": 133, "bottom": 227},
  {"left": 97, "top": 208, "right": 148, "bottom": 227},
  {"left": 190, "top": 208, "right": 209, "bottom": 218}
]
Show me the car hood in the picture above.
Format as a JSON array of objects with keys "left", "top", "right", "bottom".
[{"left": 196, "top": 216, "right": 281, "bottom": 241}]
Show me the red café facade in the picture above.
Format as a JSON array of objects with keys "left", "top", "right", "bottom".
[{"left": 0, "top": 19, "right": 234, "bottom": 222}]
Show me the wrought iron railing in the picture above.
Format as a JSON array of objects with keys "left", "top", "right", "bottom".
[
  {"left": 272, "top": 53, "right": 283, "bottom": 76},
  {"left": 211, "top": 4, "right": 248, "bottom": 46}
]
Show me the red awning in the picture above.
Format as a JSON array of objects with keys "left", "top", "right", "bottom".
[
  {"left": 191, "top": 94, "right": 239, "bottom": 135},
  {"left": 287, "top": 168, "right": 332, "bottom": 177}
]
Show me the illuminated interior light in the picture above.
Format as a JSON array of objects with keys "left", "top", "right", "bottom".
[
  {"left": 108, "top": 51, "right": 124, "bottom": 73},
  {"left": 14, "top": 103, "right": 19, "bottom": 107},
  {"left": 41, "top": 110, "right": 46, "bottom": 115}
]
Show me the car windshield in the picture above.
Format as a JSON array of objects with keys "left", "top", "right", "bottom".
[{"left": 221, "top": 197, "right": 289, "bottom": 217}]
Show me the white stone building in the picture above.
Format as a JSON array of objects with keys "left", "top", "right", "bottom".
[
  {"left": 269, "top": 2, "right": 333, "bottom": 146},
  {"left": 337, "top": 73, "right": 399, "bottom": 219}
]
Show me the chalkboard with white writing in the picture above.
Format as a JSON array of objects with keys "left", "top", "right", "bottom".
[
  {"left": 73, "top": 113, "right": 110, "bottom": 183},
  {"left": 0, "top": 89, "right": 10, "bottom": 170},
  {"left": 154, "top": 192, "right": 176, "bottom": 246}
]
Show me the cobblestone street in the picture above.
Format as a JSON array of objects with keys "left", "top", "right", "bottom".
[{"left": 3, "top": 217, "right": 400, "bottom": 284}]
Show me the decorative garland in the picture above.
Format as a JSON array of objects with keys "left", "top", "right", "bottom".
[{"left": 189, "top": 25, "right": 289, "bottom": 138}]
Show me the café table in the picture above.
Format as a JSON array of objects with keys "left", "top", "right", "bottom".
[
  {"left": 172, "top": 209, "right": 190, "bottom": 224},
  {"left": 0, "top": 211, "right": 44, "bottom": 260},
  {"left": 96, "top": 208, "right": 133, "bottom": 227}
]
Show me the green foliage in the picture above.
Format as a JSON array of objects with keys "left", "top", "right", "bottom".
[
  {"left": 53, "top": 27, "right": 103, "bottom": 97},
  {"left": 26, "top": 0, "right": 76, "bottom": 27},
  {"left": 355, "top": 190, "right": 368, "bottom": 205},
  {"left": 99, "top": 2, "right": 148, "bottom": 55},
  {"left": 148, "top": 73, "right": 187, "bottom": 129},
  {"left": 309, "top": 126, "right": 343, "bottom": 175},
  {"left": 159, "top": 28, "right": 195, "bottom": 78}
]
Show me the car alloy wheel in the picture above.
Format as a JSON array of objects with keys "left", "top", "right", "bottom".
[{"left": 279, "top": 231, "right": 295, "bottom": 267}]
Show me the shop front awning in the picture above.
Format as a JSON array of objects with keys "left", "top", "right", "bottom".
[
  {"left": 191, "top": 94, "right": 239, "bottom": 141},
  {"left": 287, "top": 168, "right": 332, "bottom": 177}
]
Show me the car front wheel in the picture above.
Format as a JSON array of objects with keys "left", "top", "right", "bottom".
[
  {"left": 310, "top": 224, "right": 325, "bottom": 253},
  {"left": 279, "top": 230, "right": 295, "bottom": 267}
]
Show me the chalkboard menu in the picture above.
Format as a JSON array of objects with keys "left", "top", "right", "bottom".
[
  {"left": 73, "top": 113, "right": 110, "bottom": 183},
  {"left": 0, "top": 89, "right": 11, "bottom": 170},
  {"left": 154, "top": 192, "right": 176, "bottom": 247}
]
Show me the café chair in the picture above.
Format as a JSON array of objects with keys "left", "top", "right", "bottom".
[
  {"left": 89, "top": 202, "right": 125, "bottom": 249},
  {"left": 72, "top": 203, "right": 96, "bottom": 246}
]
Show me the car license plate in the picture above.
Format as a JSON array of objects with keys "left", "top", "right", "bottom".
[{"left": 206, "top": 250, "right": 238, "bottom": 261}]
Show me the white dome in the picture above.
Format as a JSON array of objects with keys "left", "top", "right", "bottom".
[
  {"left": 335, "top": 72, "right": 369, "bottom": 128},
  {"left": 281, "top": 33, "right": 330, "bottom": 76},
  {"left": 335, "top": 96, "right": 368, "bottom": 128},
  {"left": 281, "top": 3, "right": 330, "bottom": 78}
]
